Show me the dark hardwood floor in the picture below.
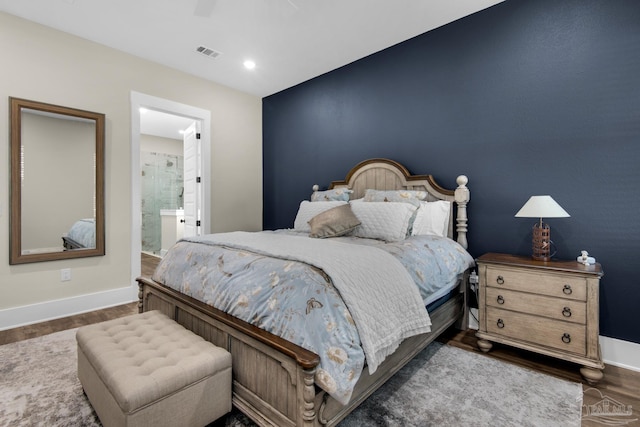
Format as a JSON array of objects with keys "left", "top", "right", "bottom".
[
  {"left": 141, "top": 251, "right": 160, "bottom": 277},
  {"left": 1, "top": 252, "right": 638, "bottom": 426},
  {"left": 0, "top": 302, "right": 138, "bottom": 346}
]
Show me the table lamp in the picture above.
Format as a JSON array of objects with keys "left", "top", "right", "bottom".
[{"left": 515, "top": 195, "right": 570, "bottom": 261}]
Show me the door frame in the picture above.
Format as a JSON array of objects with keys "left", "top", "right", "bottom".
[{"left": 130, "top": 91, "right": 211, "bottom": 286}]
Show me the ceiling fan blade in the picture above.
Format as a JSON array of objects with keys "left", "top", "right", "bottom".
[{"left": 193, "top": 0, "right": 217, "bottom": 18}]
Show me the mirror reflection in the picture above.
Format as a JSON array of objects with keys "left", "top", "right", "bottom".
[{"left": 10, "top": 98, "right": 105, "bottom": 264}]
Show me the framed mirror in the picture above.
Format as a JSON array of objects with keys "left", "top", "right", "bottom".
[{"left": 9, "top": 97, "right": 105, "bottom": 264}]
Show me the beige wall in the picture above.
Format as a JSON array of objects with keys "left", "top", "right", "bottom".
[{"left": 0, "top": 12, "right": 262, "bottom": 315}]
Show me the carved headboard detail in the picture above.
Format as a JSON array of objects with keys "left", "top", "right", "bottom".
[{"left": 327, "top": 158, "right": 469, "bottom": 248}]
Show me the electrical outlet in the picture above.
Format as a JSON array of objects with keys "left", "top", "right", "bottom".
[{"left": 61, "top": 268, "right": 72, "bottom": 282}]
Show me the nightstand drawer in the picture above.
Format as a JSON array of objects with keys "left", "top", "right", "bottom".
[
  {"left": 485, "top": 287, "right": 586, "bottom": 324},
  {"left": 486, "top": 307, "right": 586, "bottom": 356},
  {"left": 486, "top": 266, "right": 586, "bottom": 301}
]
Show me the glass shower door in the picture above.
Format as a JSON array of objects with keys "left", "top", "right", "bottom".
[{"left": 140, "top": 151, "right": 184, "bottom": 255}]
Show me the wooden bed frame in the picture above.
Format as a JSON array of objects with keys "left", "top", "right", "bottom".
[
  {"left": 137, "top": 158, "right": 471, "bottom": 427},
  {"left": 62, "top": 236, "right": 84, "bottom": 250}
]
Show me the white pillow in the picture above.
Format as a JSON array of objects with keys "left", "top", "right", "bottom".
[
  {"left": 411, "top": 200, "right": 451, "bottom": 238},
  {"left": 293, "top": 200, "right": 348, "bottom": 233},
  {"left": 350, "top": 202, "right": 417, "bottom": 242}
]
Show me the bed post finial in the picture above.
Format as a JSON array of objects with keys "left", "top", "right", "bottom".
[
  {"left": 454, "top": 175, "right": 470, "bottom": 249},
  {"left": 311, "top": 185, "right": 320, "bottom": 202}
]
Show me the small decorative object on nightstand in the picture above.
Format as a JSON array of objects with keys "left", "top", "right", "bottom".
[
  {"left": 475, "top": 253, "right": 605, "bottom": 384},
  {"left": 578, "top": 250, "right": 596, "bottom": 265}
]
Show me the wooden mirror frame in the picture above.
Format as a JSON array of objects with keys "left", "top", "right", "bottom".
[{"left": 9, "top": 97, "right": 105, "bottom": 264}]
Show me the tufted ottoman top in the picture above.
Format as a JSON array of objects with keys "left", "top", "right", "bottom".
[{"left": 76, "top": 310, "right": 231, "bottom": 413}]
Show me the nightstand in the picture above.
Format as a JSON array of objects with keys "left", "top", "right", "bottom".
[{"left": 475, "top": 253, "right": 604, "bottom": 384}]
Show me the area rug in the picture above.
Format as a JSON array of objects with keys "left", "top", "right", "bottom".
[{"left": 0, "top": 328, "right": 583, "bottom": 426}]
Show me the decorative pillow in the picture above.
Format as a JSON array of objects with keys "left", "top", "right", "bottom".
[
  {"left": 308, "top": 204, "right": 361, "bottom": 238},
  {"left": 293, "top": 200, "right": 348, "bottom": 233},
  {"left": 350, "top": 202, "right": 417, "bottom": 242},
  {"left": 411, "top": 200, "right": 451, "bottom": 238},
  {"left": 311, "top": 188, "right": 353, "bottom": 202},
  {"left": 363, "top": 189, "right": 427, "bottom": 207}
]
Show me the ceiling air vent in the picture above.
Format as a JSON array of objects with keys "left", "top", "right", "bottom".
[{"left": 196, "top": 45, "right": 222, "bottom": 59}]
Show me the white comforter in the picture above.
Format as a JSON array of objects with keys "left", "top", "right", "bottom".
[{"left": 189, "top": 231, "right": 432, "bottom": 373}]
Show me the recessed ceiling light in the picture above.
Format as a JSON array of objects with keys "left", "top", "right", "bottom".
[{"left": 243, "top": 60, "right": 256, "bottom": 70}]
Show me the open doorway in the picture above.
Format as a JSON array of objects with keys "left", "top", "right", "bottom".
[
  {"left": 139, "top": 109, "right": 194, "bottom": 257},
  {"left": 130, "top": 92, "right": 211, "bottom": 286}
]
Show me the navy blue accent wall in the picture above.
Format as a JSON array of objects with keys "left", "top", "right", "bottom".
[{"left": 262, "top": 0, "right": 640, "bottom": 344}]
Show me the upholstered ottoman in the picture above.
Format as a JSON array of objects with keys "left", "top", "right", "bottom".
[{"left": 76, "top": 310, "right": 232, "bottom": 427}]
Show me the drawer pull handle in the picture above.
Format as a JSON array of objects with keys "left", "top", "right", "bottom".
[
  {"left": 563, "top": 284, "right": 572, "bottom": 295},
  {"left": 562, "top": 333, "right": 571, "bottom": 344},
  {"left": 497, "top": 295, "right": 505, "bottom": 304},
  {"left": 496, "top": 275, "right": 505, "bottom": 285},
  {"left": 497, "top": 319, "right": 505, "bottom": 328},
  {"left": 562, "top": 307, "right": 572, "bottom": 317}
]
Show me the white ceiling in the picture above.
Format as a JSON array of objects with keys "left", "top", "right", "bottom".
[
  {"left": 2, "top": 0, "right": 504, "bottom": 138},
  {"left": 0, "top": 0, "right": 504, "bottom": 98}
]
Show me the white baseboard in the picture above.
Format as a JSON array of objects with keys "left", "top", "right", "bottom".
[
  {"left": 600, "top": 335, "right": 640, "bottom": 372},
  {"left": 0, "top": 286, "right": 138, "bottom": 331},
  {"left": 2, "top": 290, "right": 639, "bottom": 374}
]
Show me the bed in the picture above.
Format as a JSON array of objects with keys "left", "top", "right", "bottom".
[
  {"left": 137, "top": 158, "right": 471, "bottom": 427},
  {"left": 62, "top": 218, "right": 96, "bottom": 250}
]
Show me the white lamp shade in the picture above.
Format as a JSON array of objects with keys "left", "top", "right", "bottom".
[{"left": 514, "top": 195, "right": 570, "bottom": 218}]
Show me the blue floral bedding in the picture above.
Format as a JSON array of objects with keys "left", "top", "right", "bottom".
[{"left": 152, "top": 231, "right": 473, "bottom": 404}]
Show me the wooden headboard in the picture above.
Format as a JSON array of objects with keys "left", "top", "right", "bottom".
[{"left": 324, "top": 158, "right": 470, "bottom": 248}]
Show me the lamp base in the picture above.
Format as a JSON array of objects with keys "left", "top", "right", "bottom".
[{"left": 532, "top": 222, "right": 551, "bottom": 261}]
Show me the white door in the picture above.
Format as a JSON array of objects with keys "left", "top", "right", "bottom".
[{"left": 182, "top": 122, "right": 201, "bottom": 238}]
